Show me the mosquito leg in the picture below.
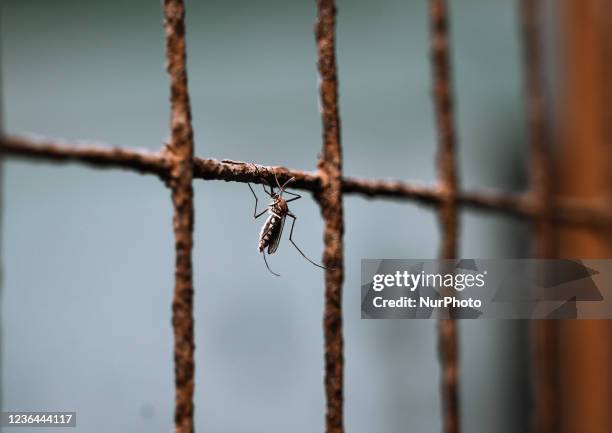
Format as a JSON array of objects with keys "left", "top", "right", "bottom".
[
  {"left": 262, "top": 252, "right": 280, "bottom": 276},
  {"left": 261, "top": 181, "right": 273, "bottom": 197},
  {"left": 287, "top": 213, "right": 327, "bottom": 270},
  {"left": 285, "top": 192, "right": 302, "bottom": 203},
  {"left": 248, "top": 183, "right": 268, "bottom": 219}
]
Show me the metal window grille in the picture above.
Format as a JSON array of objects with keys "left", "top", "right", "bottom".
[{"left": 0, "top": 0, "right": 600, "bottom": 432}]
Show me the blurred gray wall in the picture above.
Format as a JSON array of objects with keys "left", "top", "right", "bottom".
[{"left": 1, "top": 0, "right": 531, "bottom": 432}]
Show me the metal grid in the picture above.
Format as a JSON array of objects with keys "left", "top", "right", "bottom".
[{"left": 0, "top": 0, "right": 598, "bottom": 432}]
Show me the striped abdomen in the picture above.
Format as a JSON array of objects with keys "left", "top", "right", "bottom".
[{"left": 258, "top": 212, "right": 285, "bottom": 253}]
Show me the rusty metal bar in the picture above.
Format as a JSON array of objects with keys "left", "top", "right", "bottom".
[
  {"left": 520, "top": 1, "right": 559, "bottom": 433},
  {"left": 429, "top": 1, "right": 461, "bottom": 433},
  {"left": 314, "top": 1, "right": 344, "bottom": 432},
  {"left": 3, "top": 134, "right": 612, "bottom": 226},
  {"left": 523, "top": 0, "right": 556, "bottom": 257},
  {"left": 0, "top": 134, "right": 169, "bottom": 178},
  {"left": 163, "top": 1, "right": 196, "bottom": 433}
]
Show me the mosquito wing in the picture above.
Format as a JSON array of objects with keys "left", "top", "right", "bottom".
[{"left": 267, "top": 215, "right": 285, "bottom": 254}]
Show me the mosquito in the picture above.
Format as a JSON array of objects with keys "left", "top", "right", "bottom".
[{"left": 247, "top": 172, "right": 327, "bottom": 276}]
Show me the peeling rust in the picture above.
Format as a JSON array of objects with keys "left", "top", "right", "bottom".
[
  {"left": 0, "top": 134, "right": 170, "bottom": 179},
  {"left": 163, "top": 1, "right": 196, "bottom": 433},
  {"left": 2, "top": 135, "right": 611, "bottom": 227},
  {"left": 315, "top": 1, "right": 344, "bottom": 432}
]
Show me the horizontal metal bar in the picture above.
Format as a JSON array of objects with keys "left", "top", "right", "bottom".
[
  {"left": 0, "top": 133, "right": 170, "bottom": 177},
  {"left": 2, "top": 133, "right": 610, "bottom": 227}
]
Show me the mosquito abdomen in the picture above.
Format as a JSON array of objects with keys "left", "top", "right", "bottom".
[{"left": 258, "top": 213, "right": 279, "bottom": 252}]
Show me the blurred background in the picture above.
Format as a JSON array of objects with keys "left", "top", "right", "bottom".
[{"left": 3, "top": 0, "right": 608, "bottom": 432}]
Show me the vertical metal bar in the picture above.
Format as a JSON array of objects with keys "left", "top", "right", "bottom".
[
  {"left": 548, "top": 2, "right": 612, "bottom": 432},
  {"left": 314, "top": 1, "right": 345, "bottom": 433},
  {"left": 522, "top": 0, "right": 555, "bottom": 258},
  {"left": 520, "top": 2, "right": 559, "bottom": 433},
  {"left": 163, "top": 1, "right": 196, "bottom": 433},
  {"left": 428, "top": 1, "right": 461, "bottom": 433}
]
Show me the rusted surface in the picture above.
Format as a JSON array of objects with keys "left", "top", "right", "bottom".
[
  {"left": 315, "top": 1, "right": 344, "bottom": 432},
  {"left": 0, "top": 134, "right": 169, "bottom": 178},
  {"left": 429, "top": 1, "right": 460, "bottom": 433},
  {"left": 4, "top": 134, "right": 612, "bottom": 226},
  {"left": 194, "top": 158, "right": 321, "bottom": 191},
  {"left": 163, "top": 1, "right": 196, "bottom": 433},
  {"left": 520, "top": 2, "right": 559, "bottom": 433}
]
